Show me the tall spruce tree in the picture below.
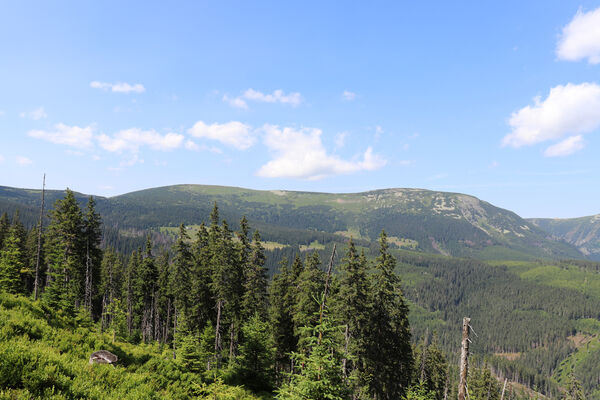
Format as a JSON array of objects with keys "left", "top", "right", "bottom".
[
  {"left": 43, "top": 189, "right": 84, "bottom": 312},
  {"left": 0, "top": 225, "right": 24, "bottom": 294},
  {"left": 0, "top": 212, "right": 10, "bottom": 249},
  {"left": 293, "top": 251, "right": 325, "bottom": 349},
  {"left": 83, "top": 196, "right": 102, "bottom": 317},
  {"left": 364, "top": 230, "right": 413, "bottom": 399},
  {"left": 139, "top": 237, "right": 158, "bottom": 342},
  {"left": 242, "top": 230, "right": 268, "bottom": 319},
  {"left": 190, "top": 222, "right": 213, "bottom": 333},
  {"left": 269, "top": 257, "right": 297, "bottom": 380},
  {"left": 334, "top": 239, "right": 370, "bottom": 393}
]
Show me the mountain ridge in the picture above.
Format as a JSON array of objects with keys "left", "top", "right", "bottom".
[{"left": 0, "top": 183, "right": 585, "bottom": 260}]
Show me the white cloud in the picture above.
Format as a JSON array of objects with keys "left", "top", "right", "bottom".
[
  {"left": 188, "top": 121, "right": 254, "bottom": 150},
  {"left": 28, "top": 123, "right": 94, "bottom": 148},
  {"left": 342, "top": 90, "right": 357, "bottom": 101},
  {"left": 224, "top": 89, "right": 303, "bottom": 109},
  {"left": 16, "top": 156, "right": 32, "bottom": 166},
  {"left": 90, "top": 81, "right": 145, "bottom": 93},
  {"left": 223, "top": 95, "right": 248, "bottom": 110},
  {"left": 503, "top": 83, "right": 600, "bottom": 155},
  {"left": 98, "top": 129, "right": 184, "bottom": 152},
  {"left": 256, "top": 125, "right": 386, "bottom": 180},
  {"left": 335, "top": 132, "right": 348, "bottom": 148},
  {"left": 544, "top": 135, "right": 585, "bottom": 157},
  {"left": 557, "top": 7, "right": 600, "bottom": 64},
  {"left": 20, "top": 107, "right": 47, "bottom": 120}
]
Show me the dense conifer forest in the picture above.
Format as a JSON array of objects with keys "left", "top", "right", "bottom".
[{"left": 0, "top": 189, "right": 597, "bottom": 399}]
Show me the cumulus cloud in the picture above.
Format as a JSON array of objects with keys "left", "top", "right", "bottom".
[
  {"left": 256, "top": 125, "right": 386, "bottom": 180},
  {"left": 335, "top": 132, "right": 348, "bottom": 148},
  {"left": 188, "top": 121, "right": 255, "bottom": 150},
  {"left": 20, "top": 107, "right": 47, "bottom": 120},
  {"left": 557, "top": 7, "right": 600, "bottom": 64},
  {"left": 224, "top": 89, "right": 303, "bottom": 109},
  {"left": 28, "top": 123, "right": 94, "bottom": 148},
  {"left": 503, "top": 83, "right": 600, "bottom": 155},
  {"left": 16, "top": 156, "right": 33, "bottom": 166},
  {"left": 185, "top": 140, "right": 222, "bottom": 154},
  {"left": 97, "top": 129, "right": 184, "bottom": 152},
  {"left": 342, "top": 90, "right": 357, "bottom": 101},
  {"left": 544, "top": 135, "right": 585, "bottom": 157},
  {"left": 90, "top": 81, "right": 145, "bottom": 93}
]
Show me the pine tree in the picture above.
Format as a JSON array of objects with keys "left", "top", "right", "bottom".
[
  {"left": 100, "top": 249, "right": 122, "bottom": 331},
  {"left": 468, "top": 365, "right": 501, "bottom": 400},
  {"left": 44, "top": 189, "right": 84, "bottom": 310},
  {"left": 269, "top": 257, "right": 297, "bottom": 380},
  {"left": 293, "top": 251, "right": 325, "bottom": 349},
  {"left": 190, "top": 222, "right": 213, "bottom": 333},
  {"left": 277, "top": 307, "right": 349, "bottom": 400},
  {"left": 0, "top": 212, "right": 10, "bottom": 249},
  {"left": 413, "top": 337, "right": 448, "bottom": 400},
  {"left": 567, "top": 372, "right": 585, "bottom": 400},
  {"left": 124, "top": 249, "right": 142, "bottom": 337},
  {"left": 364, "top": 230, "right": 414, "bottom": 399},
  {"left": 83, "top": 196, "right": 102, "bottom": 317},
  {"left": 0, "top": 225, "right": 24, "bottom": 294},
  {"left": 242, "top": 230, "right": 268, "bottom": 319},
  {"left": 230, "top": 313, "right": 276, "bottom": 392},
  {"left": 171, "top": 224, "right": 192, "bottom": 317},
  {"left": 334, "top": 239, "right": 370, "bottom": 392},
  {"left": 139, "top": 237, "right": 158, "bottom": 342}
]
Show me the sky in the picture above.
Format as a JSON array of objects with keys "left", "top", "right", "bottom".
[{"left": 2, "top": 1, "right": 600, "bottom": 218}]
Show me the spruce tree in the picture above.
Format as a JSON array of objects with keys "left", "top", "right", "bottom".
[
  {"left": 83, "top": 196, "right": 102, "bottom": 317},
  {"left": 0, "top": 212, "right": 9, "bottom": 249},
  {"left": 44, "top": 189, "right": 84, "bottom": 310},
  {"left": 269, "top": 257, "right": 297, "bottom": 380},
  {"left": 293, "top": 251, "right": 325, "bottom": 349},
  {"left": 190, "top": 222, "right": 213, "bottom": 333},
  {"left": 242, "top": 230, "right": 268, "bottom": 319},
  {"left": 139, "top": 237, "right": 158, "bottom": 342},
  {"left": 171, "top": 224, "right": 192, "bottom": 319},
  {"left": 334, "top": 239, "right": 370, "bottom": 392},
  {"left": 230, "top": 313, "right": 276, "bottom": 392},
  {"left": 0, "top": 225, "right": 24, "bottom": 294},
  {"left": 364, "top": 230, "right": 413, "bottom": 399},
  {"left": 277, "top": 306, "right": 349, "bottom": 400}
]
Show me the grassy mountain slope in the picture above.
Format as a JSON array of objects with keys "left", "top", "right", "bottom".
[
  {"left": 0, "top": 184, "right": 581, "bottom": 260},
  {"left": 529, "top": 215, "right": 600, "bottom": 260}
]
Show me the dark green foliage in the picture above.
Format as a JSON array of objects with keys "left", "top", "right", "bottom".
[
  {"left": 229, "top": 313, "right": 276, "bottom": 392},
  {"left": 269, "top": 257, "right": 297, "bottom": 381},
  {"left": 467, "top": 365, "right": 501, "bottom": 400},
  {"left": 0, "top": 225, "right": 24, "bottom": 294},
  {"left": 412, "top": 338, "right": 448, "bottom": 400},
  {"left": 277, "top": 308, "right": 349, "bottom": 400},
  {"left": 364, "top": 231, "right": 413, "bottom": 399},
  {"left": 293, "top": 252, "right": 325, "bottom": 349},
  {"left": 242, "top": 230, "right": 268, "bottom": 319}
]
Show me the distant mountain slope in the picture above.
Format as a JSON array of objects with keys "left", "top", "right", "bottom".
[
  {"left": 0, "top": 184, "right": 583, "bottom": 260},
  {"left": 529, "top": 215, "right": 600, "bottom": 260}
]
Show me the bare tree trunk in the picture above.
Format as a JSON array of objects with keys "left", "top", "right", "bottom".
[
  {"left": 458, "top": 317, "right": 471, "bottom": 400},
  {"left": 500, "top": 378, "right": 508, "bottom": 400},
  {"left": 164, "top": 298, "right": 171, "bottom": 344},
  {"left": 33, "top": 174, "right": 45, "bottom": 301},
  {"left": 172, "top": 306, "right": 177, "bottom": 359},
  {"left": 342, "top": 324, "right": 349, "bottom": 380},
  {"left": 229, "top": 321, "right": 235, "bottom": 363},
  {"left": 84, "top": 241, "right": 92, "bottom": 317}
]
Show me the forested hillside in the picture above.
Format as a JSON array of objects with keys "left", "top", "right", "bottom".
[
  {"left": 1, "top": 188, "right": 598, "bottom": 399},
  {"left": 0, "top": 184, "right": 584, "bottom": 260}
]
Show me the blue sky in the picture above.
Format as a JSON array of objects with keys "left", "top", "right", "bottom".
[{"left": 2, "top": 1, "right": 600, "bottom": 218}]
